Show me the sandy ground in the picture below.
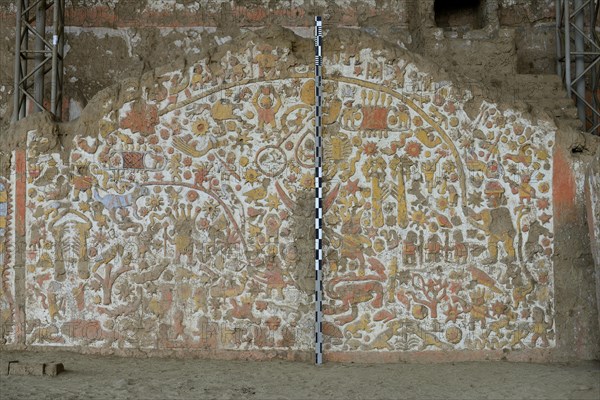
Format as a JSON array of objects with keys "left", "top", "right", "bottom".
[{"left": 0, "top": 351, "right": 599, "bottom": 400}]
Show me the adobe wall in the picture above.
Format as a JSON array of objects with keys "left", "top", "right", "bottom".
[
  {"left": 1, "top": 27, "right": 597, "bottom": 361},
  {"left": 0, "top": 0, "right": 559, "bottom": 128}
]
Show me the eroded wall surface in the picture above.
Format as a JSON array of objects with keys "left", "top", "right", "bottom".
[
  {"left": 586, "top": 151, "right": 600, "bottom": 331},
  {"left": 0, "top": 0, "right": 560, "bottom": 127},
  {"left": 587, "top": 152, "right": 600, "bottom": 269},
  {"left": 1, "top": 34, "right": 558, "bottom": 358}
]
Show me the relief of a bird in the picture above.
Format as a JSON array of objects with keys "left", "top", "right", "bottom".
[
  {"left": 35, "top": 159, "right": 59, "bottom": 186},
  {"left": 431, "top": 210, "right": 453, "bottom": 229},
  {"left": 243, "top": 178, "right": 271, "bottom": 202}
]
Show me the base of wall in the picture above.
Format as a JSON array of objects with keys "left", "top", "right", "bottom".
[
  {"left": 0, "top": 345, "right": 577, "bottom": 364},
  {"left": 325, "top": 349, "right": 563, "bottom": 363},
  {"left": 0, "top": 344, "right": 314, "bottom": 362}
]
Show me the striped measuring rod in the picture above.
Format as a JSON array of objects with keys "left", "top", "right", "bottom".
[{"left": 314, "top": 15, "right": 324, "bottom": 366}]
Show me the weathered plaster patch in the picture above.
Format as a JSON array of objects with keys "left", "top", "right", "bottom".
[{"left": 63, "top": 27, "right": 141, "bottom": 58}]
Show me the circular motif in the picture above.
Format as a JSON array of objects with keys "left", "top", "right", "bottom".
[
  {"left": 255, "top": 145, "right": 287, "bottom": 177},
  {"left": 411, "top": 305, "right": 428, "bottom": 320},
  {"left": 186, "top": 191, "right": 199, "bottom": 202},
  {"left": 538, "top": 182, "right": 550, "bottom": 193},
  {"left": 445, "top": 326, "right": 462, "bottom": 344}
]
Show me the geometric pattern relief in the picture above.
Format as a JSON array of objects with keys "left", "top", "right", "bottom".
[
  {"left": 0, "top": 170, "right": 14, "bottom": 344},
  {"left": 1, "top": 148, "right": 22, "bottom": 345},
  {"left": 22, "top": 41, "right": 555, "bottom": 354}
]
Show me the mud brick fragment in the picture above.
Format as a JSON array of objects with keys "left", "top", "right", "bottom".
[
  {"left": 9, "top": 361, "right": 44, "bottom": 376},
  {"left": 1, "top": 360, "right": 18, "bottom": 376},
  {"left": 44, "top": 362, "right": 65, "bottom": 376}
]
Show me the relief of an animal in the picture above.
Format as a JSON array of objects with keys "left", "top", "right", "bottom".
[
  {"left": 324, "top": 257, "right": 386, "bottom": 325},
  {"left": 92, "top": 185, "right": 149, "bottom": 219}
]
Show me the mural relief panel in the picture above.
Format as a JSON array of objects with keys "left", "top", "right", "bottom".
[
  {"left": 321, "top": 50, "right": 555, "bottom": 352},
  {"left": 24, "top": 42, "right": 316, "bottom": 351},
  {"left": 7, "top": 40, "right": 555, "bottom": 356}
]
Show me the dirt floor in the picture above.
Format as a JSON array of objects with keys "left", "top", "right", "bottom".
[{"left": 0, "top": 351, "right": 599, "bottom": 400}]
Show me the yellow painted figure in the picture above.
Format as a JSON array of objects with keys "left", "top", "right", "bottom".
[
  {"left": 468, "top": 181, "right": 516, "bottom": 264},
  {"left": 362, "top": 156, "right": 387, "bottom": 228},
  {"left": 531, "top": 306, "right": 551, "bottom": 347},
  {"left": 253, "top": 85, "right": 281, "bottom": 130}
]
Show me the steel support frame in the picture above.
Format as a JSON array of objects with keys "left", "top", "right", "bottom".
[
  {"left": 556, "top": 0, "right": 600, "bottom": 135},
  {"left": 12, "top": 0, "right": 65, "bottom": 122}
]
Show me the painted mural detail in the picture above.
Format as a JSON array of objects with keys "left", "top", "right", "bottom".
[
  {"left": 6, "top": 42, "right": 555, "bottom": 354},
  {"left": 0, "top": 172, "right": 14, "bottom": 344},
  {"left": 1, "top": 151, "right": 23, "bottom": 345},
  {"left": 322, "top": 50, "right": 555, "bottom": 352},
  {"left": 0, "top": 178, "right": 8, "bottom": 268},
  {"left": 23, "top": 42, "right": 316, "bottom": 350}
]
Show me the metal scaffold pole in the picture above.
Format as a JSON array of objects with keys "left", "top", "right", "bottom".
[
  {"left": 12, "top": 0, "right": 65, "bottom": 122},
  {"left": 556, "top": 0, "right": 600, "bottom": 135}
]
